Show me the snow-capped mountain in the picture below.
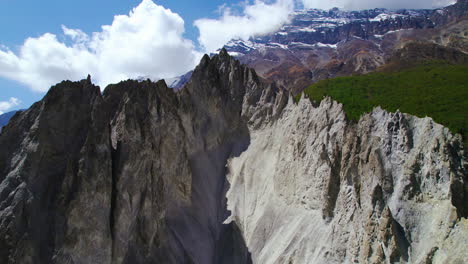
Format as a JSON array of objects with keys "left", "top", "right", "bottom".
[
  {"left": 243, "top": 8, "right": 434, "bottom": 46},
  {"left": 222, "top": 2, "right": 467, "bottom": 93},
  {"left": 164, "top": 71, "right": 193, "bottom": 90}
]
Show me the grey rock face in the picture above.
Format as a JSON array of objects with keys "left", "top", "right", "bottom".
[
  {"left": 0, "top": 50, "right": 271, "bottom": 264},
  {"left": 103, "top": 51, "right": 257, "bottom": 263},
  {"left": 0, "top": 79, "right": 112, "bottom": 264}
]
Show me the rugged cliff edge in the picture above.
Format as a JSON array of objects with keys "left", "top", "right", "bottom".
[
  {"left": 227, "top": 96, "right": 467, "bottom": 263},
  {"left": 0, "top": 50, "right": 466, "bottom": 264},
  {"left": 0, "top": 50, "right": 283, "bottom": 264}
]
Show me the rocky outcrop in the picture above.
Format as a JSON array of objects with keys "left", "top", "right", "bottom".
[
  {"left": 0, "top": 50, "right": 466, "bottom": 264},
  {"left": 226, "top": 96, "right": 467, "bottom": 264},
  {"left": 0, "top": 50, "right": 287, "bottom": 264},
  {"left": 0, "top": 78, "right": 112, "bottom": 263},
  {"left": 381, "top": 42, "right": 468, "bottom": 71}
]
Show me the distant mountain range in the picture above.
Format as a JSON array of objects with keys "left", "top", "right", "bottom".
[
  {"left": 0, "top": 110, "right": 21, "bottom": 131},
  {"left": 223, "top": 0, "right": 468, "bottom": 93}
]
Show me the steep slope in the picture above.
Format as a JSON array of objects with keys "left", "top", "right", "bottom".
[
  {"left": 0, "top": 78, "right": 112, "bottom": 263},
  {"left": 0, "top": 50, "right": 288, "bottom": 264},
  {"left": 226, "top": 97, "right": 467, "bottom": 263},
  {"left": 101, "top": 51, "right": 259, "bottom": 264}
]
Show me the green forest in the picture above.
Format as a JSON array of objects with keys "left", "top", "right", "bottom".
[{"left": 300, "top": 62, "right": 468, "bottom": 144}]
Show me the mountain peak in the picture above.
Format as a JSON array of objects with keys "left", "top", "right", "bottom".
[{"left": 219, "top": 47, "right": 229, "bottom": 57}]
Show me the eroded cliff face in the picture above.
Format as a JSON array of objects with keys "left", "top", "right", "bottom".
[
  {"left": 0, "top": 79, "right": 113, "bottom": 264},
  {"left": 0, "top": 51, "right": 466, "bottom": 264},
  {"left": 0, "top": 50, "right": 286, "bottom": 264},
  {"left": 227, "top": 96, "right": 467, "bottom": 264}
]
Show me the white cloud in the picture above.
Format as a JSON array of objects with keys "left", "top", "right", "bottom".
[
  {"left": 195, "top": 0, "right": 295, "bottom": 52},
  {"left": 0, "top": 97, "right": 20, "bottom": 115},
  {"left": 0, "top": 0, "right": 202, "bottom": 92},
  {"left": 300, "top": 0, "right": 456, "bottom": 10}
]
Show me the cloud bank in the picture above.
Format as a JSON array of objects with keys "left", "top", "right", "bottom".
[
  {"left": 0, "top": 0, "right": 202, "bottom": 92},
  {"left": 300, "top": 0, "right": 456, "bottom": 10},
  {"left": 0, "top": 97, "right": 20, "bottom": 115},
  {"left": 195, "top": 0, "right": 294, "bottom": 52}
]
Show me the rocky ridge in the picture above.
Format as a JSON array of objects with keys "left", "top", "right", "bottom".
[
  {"left": 226, "top": 96, "right": 467, "bottom": 263},
  {"left": 0, "top": 50, "right": 287, "bottom": 264},
  {"left": 0, "top": 50, "right": 466, "bottom": 264}
]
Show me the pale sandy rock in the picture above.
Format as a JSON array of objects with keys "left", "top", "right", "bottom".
[{"left": 226, "top": 96, "right": 467, "bottom": 264}]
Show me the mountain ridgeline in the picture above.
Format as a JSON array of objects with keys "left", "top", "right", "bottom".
[
  {"left": 0, "top": 50, "right": 286, "bottom": 263},
  {"left": 0, "top": 49, "right": 466, "bottom": 264}
]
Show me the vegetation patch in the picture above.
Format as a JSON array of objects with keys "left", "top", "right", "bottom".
[{"left": 299, "top": 62, "right": 468, "bottom": 144}]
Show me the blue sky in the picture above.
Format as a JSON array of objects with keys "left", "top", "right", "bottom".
[
  {"left": 0, "top": 0, "right": 241, "bottom": 112},
  {"left": 0, "top": 0, "right": 456, "bottom": 113}
]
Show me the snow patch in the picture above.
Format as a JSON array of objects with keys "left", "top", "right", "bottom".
[
  {"left": 385, "top": 28, "right": 412, "bottom": 35},
  {"left": 289, "top": 42, "right": 315, "bottom": 47},
  {"left": 227, "top": 51, "right": 244, "bottom": 57},
  {"left": 315, "top": 42, "right": 337, "bottom": 49},
  {"left": 268, "top": 43, "right": 289, "bottom": 49},
  {"left": 298, "top": 27, "right": 317, "bottom": 33},
  {"left": 165, "top": 76, "right": 181, "bottom": 88},
  {"left": 370, "top": 13, "right": 405, "bottom": 22}
]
